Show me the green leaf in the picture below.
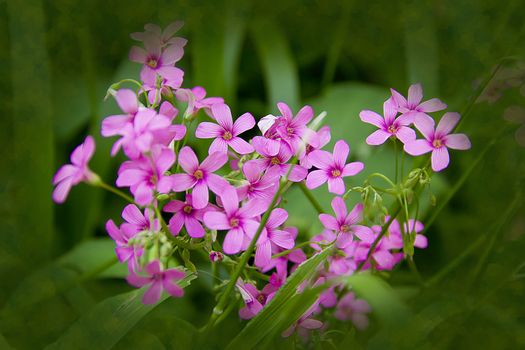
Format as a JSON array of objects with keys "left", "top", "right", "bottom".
[
  {"left": 44, "top": 274, "right": 196, "bottom": 350},
  {"left": 226, "top": 247, "right": 332, "bottom": 349},
  {"left": 251, "top": 19, "right": 300, "bottom": 111}
]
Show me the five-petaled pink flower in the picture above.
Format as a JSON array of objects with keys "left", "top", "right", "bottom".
[
  {"left": 129, "top": 37, "right": 184, "bottom": 83},
  {"left": 163, "top": 194, "right": 214, "bottom": 238},
  {"left": 236, "top": 161, "right": 280, "bottom": 203},
  {"left": 170, "top": 146, "right": 229, "bottom": 209},
  {"left": 236, "top": 280, "right": 277, "bottom": 320},
  {"left": 120, "top": 204, "right": 158, "bottom": 236},
  {"left": 300, "top": 126, "right": 331, "bottom": 169},
  {"left": 252, "top": 138, "right": 308, "bottom": 182},
  {"left": 404, "top": 112, "right": 471, "bottom": 172},
  {"left": 390, "top": 83, "right": 447, "bottom": 123},
  {"left": 130, "top": 21, "right": 187, "bottom": 48},
  {"left": 271, "top": 102, "right": 320, "bottom": 153},
  {"left": 319, "top": 197, "right": 372, "bottom": 238},
  {"left": 127, "top": 260, "right": 185, "bottom": 304},
  {"left": 106, "top": 219, "right": 144, "bottom": 272},
  {"left": 52, "top": 135, "right": 97, "bottom": 203},
  {"left": 360, "top": 98, "right": 416, "bottom": 145},
  {"left": 175, "top": 86, "right": 224, "bottom": 117},
  {"left": 203, "top": 188, "right": 267, "bottom": 254},
  {"left": 101, "top": 89, "right": 140, "bottom": 137},
  {"left": 334, "top": 292, "right": 371, "bottom": 330},
  {"left": 306, "top": 140, "right": 364, "bottom": 195},
  {"left": 196, "top": 103, "right": 255, "bottom": 155}
]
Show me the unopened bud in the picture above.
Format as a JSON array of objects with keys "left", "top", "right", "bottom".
[{"left": 209, "top": 251, "right": 224, "bottom": 263}]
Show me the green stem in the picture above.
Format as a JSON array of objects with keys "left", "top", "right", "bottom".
[
  {"left": 368, "top": 172, "right": 397, "bottom": 188},
  {"left": 298, "top": 182, "right": 324, "bottom": 214},
  {"left": 272, "top": 240, "right": 314, "bottom": 259},
  {"left": 394, "top": 140, "right": 399, "bottom": 183},
  {"left": 95, "top": 181, "right": 136, "bottom": 204}
]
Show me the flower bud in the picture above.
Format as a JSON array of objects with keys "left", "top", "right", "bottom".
[{"left": 209, "top": 251, "right": 224, "bottom": 263}]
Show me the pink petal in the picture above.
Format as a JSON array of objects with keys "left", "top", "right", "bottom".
[
  {"left": 404, "top": 139, "right": 433, "bottom": 156},
  {"left": 333, "top": 140, "right": 349, "bottom": 168},
  {"left": 53, "top": 164, "right": 77, "bottom": 185},
  {"left": 431, "top": 147, "right": 450, "bottom": 172},
  {"left": 270, "top": 229, "right": 294, "bottom": 249},
  {"left": 445, "top": 133, "right": 471, "bottom": 150},
  {"left": 347, "top": 203, "right": 364, "bottom": 225},
  {"left": 171, "top": 174, "right": 196, "bottom": 192},
  {"left": 116, "top": 89, "right": 138, "bottom": 114},
  {"left": 163, "top": 279, "right": 184, "bottom": 298},
  {"left": 342, "top": 162, "right": 364, "bottom": 177},
  {"left": 134, "top": 183, "right": 153, "bottom": 206},
  {"left": 161, "top": 44, "right": 184, "bottom": 65},
  {"left": 211, "top": 103, "right": 233, "bottom": 130},
  {"left": 242, "top": 161, "right": 263, "bottom": 183},
  {"left": 383, "top": 97, "right": 398, "bottom": 124},
  {"left": 301, "top": 319, "right": 323, "bottom": 330},
  {"left": 168, "top": 212, "right": 184, "bottom": 236},
  {"left": 327, "top": 177, "right": 345, "bottom": 195},
  {"left": 277, "top": 102, "right": 293, "bottom": 120},
  {"left": 52, "top": 177, "right": 73, "bottom": 203},
  {"left": 203, "top": 212, "right": 230, "bottom": 230},
  {"left": 308, "top": 150, "right": 333, "bottom": 170},
  {"left": 408, "top": 83, "right": 423, "bottom": 107},
  {"left": 395, "top": 126, "right": 416, "bottom": 144},
  {"left": 255, "top": 240, "right": 272, "bottom": 268},
  {"left": 390, "top": 88, "right": 408, "bottom": 109},
  {"left": 129, "top": 46, "right": 147, "bottom": 63},
  {"left": 116, "top": 169, "right": 146, "bottom": 187},
  {"left": 319, "top": 214, "right": 339, "bottom": 231},
  {"left": 239, "top": 199, "right": 268, "bottom": 218},
  {"left": 207, "top": 173, "right": 230, "bottom": 196},
  {"left": 196, "top": 122, "right": 224, "bottom": 138},
  {"left": 219, "top": 186, "right": 239, "bottom": 214},
  {"left": 418, "top": 98, "right": 447, "bottom": 113},
  {"left": 359, "top": 110, "right": 384, "bottom": 128},
  {"left": 436, "top": 112, "right": 460, "bottom": 136},
  {"left": 209, "top": 138, "right": 229, "bottom": 155},
  {"left": 201, "top": 152, "right": 227, "bottom": 172},
  {"left": 294, "top": 105, "right": 314, "bottom": 125},
  {"left": 266, "top": 208, "right": 288, "bottom": 229},
  {"left": 351, "top": 314, "right": 369, "bottom": 331},
  {"left": 126, "top": 273, "right": 151, "bottom": 288},
  {"left": 101, "top": 115, "right": 130, "bottom": 137},
  {"left": 185, "top": 216, "right": 206, "bottom": 238},
  {"left": 284, "top": 164, "right": 308, "bottom": 182},
  {"left": 366, "top": 129, "right": 391, "bottom": 145},
  {"left": 415, "top": 234, "right": 428, "bottom": 248},
  {"left": 122, "top": 204, "right": 145, "bottom": 225},
  {"left": 223, "top": 228, "right": 244, "bottom": 254},
  {"left": 331, "top": 197, "right": 348, "bottom": 221},
  {"left": 105, "top": 220, "right": 123, "bottom": 242},
  {"left": 414, "top": 113, "right": 435, "bottom": 140},
  {"left": 177, "top": 146, "right": 199, "bottom": 174},
  {"left": 192, "top": 182, "right": 209, "bottom": 209},
  {"left": 142, "top": 281, "right": 163, "bottom": 304},
  {"left": 233, "top": 112, "right": 256, "bottom": 135},
  {"left": 229, "top": 137, "right": 254, "bottom": 154},
  {"left": 306, "top": 170, "right": 328, "bottom": 189},
  {"left": 70, "top": 136, "right": 95, "bottom": 166}
]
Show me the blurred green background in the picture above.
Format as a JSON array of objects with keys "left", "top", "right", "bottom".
[{"left": 0, "top": 0, "right": 524, "bottom": 349}]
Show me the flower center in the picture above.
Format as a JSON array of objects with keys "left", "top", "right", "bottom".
[
  {"left": 257, "top": 294, "right": 266, "bottom": 304},
  {"left": 222, "top": 131, "right": 233, "bottom": 141},
  {"left": 388, "top": 125, "right": 398, "bottom": 134},
  {"left": 341, "top": 224, "right": 351, "bottom": 233},
  {"left": 270, "top": 157, "right": 281, "bottom": 165},
  {"left": 147, "top": 57, "right": 158, "bottom": 68},
  {"left": 183, "top": 205, "right": 192, "bottom": 214},
  {"left": 432, "top": 139, "right": 443, "bottom": 148},
  {"left": 229, "top": 218, "right": 240, "bottom": 227},
  {"left": 193, "top": 169, "right": 204, "bottom": 179},
  {"left": 331, "top": 169, "right": 341, "bottom": 177},
  {"left": 287, "top": 127, "right": 294, "bottom": 136}
]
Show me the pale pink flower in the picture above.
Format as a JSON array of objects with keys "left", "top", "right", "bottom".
[
  {"left": 300, "top": 126, "right": 331, "bottom": 169},
  {"left": 129, "top": 37, "right": 184, "bottom": 83},
  {"left": 101, "top": 89, "right": 140, "bottom": 137},
  {"left": 175, "top": 86, "right": 224, "bottom": 117},
  {"left": 390, "top": 83, "right": 447, "bottom": 123},
  {"left": 131, "top": 22, "right": 187, "bottom": 48},
  {"left": 236, "top": 161, "right": 280, "bottom": 203},
  {"left": 319, "top": 197, "right": 372, "bottom": 238},
  {"left": 236, "top": 280, "right": 278, "bottom": 320},
  {"left": 251, "top": 138, "right": 308, "bottom": 182},
  {"left": 334, "top": 292, "right": 372, "bottom": 330}
]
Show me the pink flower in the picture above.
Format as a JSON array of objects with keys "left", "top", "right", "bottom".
[
  {"left": 120, "top": 204, "right": 158, "bottom": 236},
  {"left": 319, "top": 197, "right": 372, "bottom": 237},
  {"left": 306, "top": 140, "right": 364, "bottom": 195},
  {"left": 404, "top": 112, "right": 471, "bottom": 172},
  {"left": 252, "top": 138, "right": 308, "bottom": 182},
  {"left": 251, "top": 208, "right": 295, "bottom": 268},
  {"left": 127, "top": 260, "right": 185, "bottom": 304},
  {"left": 170, "top": 146, "right": 229, "bottom": 209},
  {"left": 311, "top": 230, "right": 357, "bottom": 276},
  {"left": 129, "top": 37, "right": 184, "bottom": 83},
  {"left": 282, "top": 302, "right": 323, "bottom": 338},
  {"left": 175, "top": 86, "right": 224, "bottom": 117},
  {"left": 101, "top": 89, "right": 140, "bottom": 137},
  {"left": 130, "top": 22, "right": 187, "bottom": 48},
  {"left": 105, "top": 219, "right": 143, "bottom": 272},
  {"left": 111, "top": 108, "right": 186, "bottom": 159},
  {"left": 334, "top": 292, "right": 371, "bottom": 330},
  {"left": 52, "top": 136, "right": 97, "bottom": 203},
  {"left": 360, "top": 98, "right": 416, "bottom": 145},
  {"left": 381, "top": 218, "right": 428, "bottom": 252},
  {"left": 236, "top": 161, "right": 280, "bottom": 203},
  {"left": 236, "top": 280, "right": 278, "bottom": 320},
  {"left": 196, "top": 103, "right": 255, "bottom": 155},
  {"left": 262, "top": 227, "right": 306, "bottom": 278},
  {"left": 163, "top": 194, "right": 214, "bottom": 238},
  {"left": 116, "top": 146, "right": 175, "bottom": 205},
  {"left": 141, "top": 71, "right": 184, "bottom": 105},
  {"left": 390, "top": 83, "right": 447, "bottom": 123},
  {"left": 300, "top": 126, "right": 331, "bottom": 169},
  {"left": 271, "top": 102, "right": 320, "bottom": 153},
  {"left": 203, "top": 188, "right": 268, "bottom": 254},
  {"left": 354, "top": 226, "right": 402, "bottom": 271}
]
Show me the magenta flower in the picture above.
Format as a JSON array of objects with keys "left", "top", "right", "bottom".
[
  {"left": 120, "top": 204, "right": 158, "bottom": 236},
  {"left": 129, "top": 38, "right": 184, "bottom": 83},
  {"left": 141, "top": 69, "right": 184, "bottom": 105},
  {"left": 311, "top": 230, "right": 357, "bottom": 275},
  {"left": 262, "top": 227, "right": 306, "bottom": 278},
  {"left": 196, "top": 103, "right": 255, "bottom": 155},
  {"left": 300, "top": 126, "right": 331, "bottom": 169},
  {"left": 306, "top": 140, "right": 364, "bottom": 195},
  {"left": 359, "top": 98, "right": 416, "bottom": 145},
  {"left": 203, "top": 188, "right": 267, "bottom": 254},
  {"left": 101, "top": 89, "right": 140, "bottom": 137},
  {"left": 175, "top": 86, "right": 224, "bottom": 116},
  {"left": 404, "top": 112, "right": 471, "bottom": 172},
  {"left": 105, "top": 219, "right": 143, "bottom": 272},
  {"left": 163, "top": 194, "right": 214, "bottom": 238},
  {"left": 236, "top": 161, "right": 280, "bottom": 203},
  {"left": 334, "top": 292, "right": 371, "bottom": 330},
  {"left": 130, "top": 22, "right": 187, "bottom": 48},
  {"left": 319, "top": 197, "right": 372, "bottom": 237},
  {"left": 127, "top": 260, "right": 185, "bottom": 304},
  {"left": 236, "top": 280, "right": 277, "bottom": 320},
  {"left": 52, "top": 135, "right": 97, "bottom": 204},
  {"left": 381, "top": 218, "right": 428, "bottom": 252},
  {"left": 250, "top": 208, "right": 295, "bottom": 268},
  {"left": 354, "top": 226, "right": 402, "bottom": 271},
  {"left": 111, "top": 108, "right": 186, "bottom": 159},
  {"left": 170, "top": 146, "right": 229, "bottom": 209},
  {"left": 272, "top": 102, "right": 320, "bottom": 152},
  {"left": 390, "top": 83, "right": 447, "bottom": 122},
  {"left": 116, "top": 146, "right": 174, "bottom": 205},
  {"left": 282, "top": 302, "right": 323, "bottom": 338},
  {"left": 252, "top": 138, "right": 308, "bottom": 182}
]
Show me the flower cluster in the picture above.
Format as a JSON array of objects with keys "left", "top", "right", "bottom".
[{"left": 52, "top": 22, "right": 471, "bottom": 338}]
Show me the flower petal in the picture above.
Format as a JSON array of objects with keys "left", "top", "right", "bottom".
[
  {"left": 308, "top": 150, "right": 333, "bottom": 170},
  {"left": 191, "top": 182, "right": 209, "bottom": 209},
  {"left": 319, "top": 214, "right": 339, "bottom": 231},
  {"left": 171, "top": 174, "right": 196, "bottom": 192},
  {"left": 418, "top": 98, "right": 447, "bottom": 113},
  {"left": 185, "top": 216, "right": 206, "bottom": 238},
  {"left": 431, "top": 147, "right": 450, "bottom": 172},
  {"left": 142, "top": 281, "right": 163, "bottom": 304},
  {"left": 445, "top": 133, "right": 471, "bottom": 150},
  {"left": 178, "top": 146, "right": 199, "bottom": 174},
  {"left": 233, "top": 112, "right": 256, "bottom": 135},
  {"left": 333, "top": 140, "right": 349, "bottom": 168},
  {"left": 404, "top": 139, "right": 433, "bottom": 156},
  {"left": 255, "top": 240, "right": 272, "bottom": 268},
  {"left": 436, "top": 112, "right": 460, "bottom": 136},
  {"left": 408, "top": 83, "right": 423, "bottom": 107},
  {"left": 200, "top": 152, "right": 228, "bottom": 172},
  {"left": 223, "top": 228, "right": 244, "bottom": 254},
  {"left": 211, "top": 103, "right": 233, "bottom": 130},
  {"left": 342, "top": 162, "right": 364, "bottom": 177},
  {"left": 327, "top": 177, "right": 345, "bottom": 195},
  {"left": 366, "top": 129, "right": 391, "bottom": 146},
  {"left": 306, "top": 170, "right": 328, "bottom": 190},
  {"left": 414, "top": 113, "right": 435, "bottom": 140},
  {"left": 331, "top": 197, "right": 348, "bottom": 221},
  {"left": 203, "top": 212, "right": 230, "bottom": 230},
  {"left": 196, "top": 122, "right": 224, "bottom": 138},
  {"left": 229, "top": 137, "right": 254, "bottom": 155}
]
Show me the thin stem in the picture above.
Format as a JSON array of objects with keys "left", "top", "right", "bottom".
[
  {"left": 298, "top": 182, "right": 324, "bottom": 214},
  {"left": 95, "top": 181, "right": 136, "bottom": 204},
  {"left": 394, "top": 140, "right": 399, "bottom": 183},
  {"left": 368, "top": 173, "right": 396, "bottom": 188},
  {"left": 272, "top": 240, "right": 314, "bottom": 259}
]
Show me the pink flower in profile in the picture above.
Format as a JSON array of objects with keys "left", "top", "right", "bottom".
[
  {"left": 203, "top": 188, "right": 267, "bottom": 254},
  {"left": 334, "top": 292, "right": 372, "bottom": 330},
  {"left": 105, "top": 219, "right": 143, "bottom": 272},
  {"left": 170, "top": 146, "right": 229, "bottom": 209},
  {"left": 163, "top": 194, "right": 214, "bottom": 238},
  {"left": 236, "top": 161, "right": 280, "bottom": 203},
  {"left": 175, "top": 86, "right": 224, "bottom": 116},
  {"left": 252, "top": 138, "right": 308, "bottom": 182},
  {"left": 130, "top": 22, "right": 187, "bottom": 48},
  {"left": 52, "top": 136, "right": 97, "bottom": 203},
  {"left": 236, "top": 280, "right": 278, "bottom": 320},
  {"left": 127, "top": 260, "right": 185, "bottom": 304},
  {"left": 129, "top": 37, "right": 184, "bottom": 83},
  {"left": 360, "top": 98, "right": 416, "bottom": 145},
  {"left": 120, "top": 204, "right": 158, "bottom": 236},
  {"left": 262, "top": 227, "right": 306, "bottom": 278},
  {"left": 251, "top": 208, "right": 295, "bottom": 268},
  {"left": 196, "top": 104, "right": 255, "bottom": 155},
  {"left": 404, "top": 112, "right": 471, "bottom": 172},
  {"left": 101, "top": 89, "right": 140, "bottom": 137},
  {"left": 272, "top": 102, "right": 320, "bottom": 153},
  {"left": 116, "top": 146, "right": 174, "bottom": 205},
  {"left": 300, "top": 126, "right": 331, "bottom": 169},
  {"left": 390, "top": 83, "right": 447, "bottom": 122},
  {"left": 111, "top": 108, "right": 186, "bottom": 159},
  {"left": 282, "top": 302, "right": 323, "bottom": 338},
  {"left": 319, "top": 197, "right": 372, "bottom": 237},
  {"left": 306, "top": 140, "right": 364, "bottom": 195}
]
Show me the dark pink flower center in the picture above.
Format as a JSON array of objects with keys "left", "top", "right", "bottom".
[
  {"left": 287, "top": 127, "right": 294, "bottom": 136},
  {"left": 183, "top": 205, "right": 192, "bottom": 214},
  {"left": 432, "top": 139, "right": 443, "bottom": 148},
  {"left": 270, "top": 157, "right": 281, "bottom": 165},
  {"left": 193, "top": 169, "right": 204, "bottom": 179},
  {"left": 257, "top": 293, "right": 266, "bottom": 304},
  {"left": 147, "top": 56, "right": 159, "bottom": 68},
  {"left": 230, "top": 218, "right": 240, "bottom": 227},
  {"left": 222, "top": 131, "right": 233, "bottom": 141},
  {"left": 388, "top": 125, "right": 398, "bottom": 134},
  {"left": 331, "top": 169, "right": 341, "bottom": 177},
  {"left": 341, "top": 224, "right": 351, "bottom": 233}
]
